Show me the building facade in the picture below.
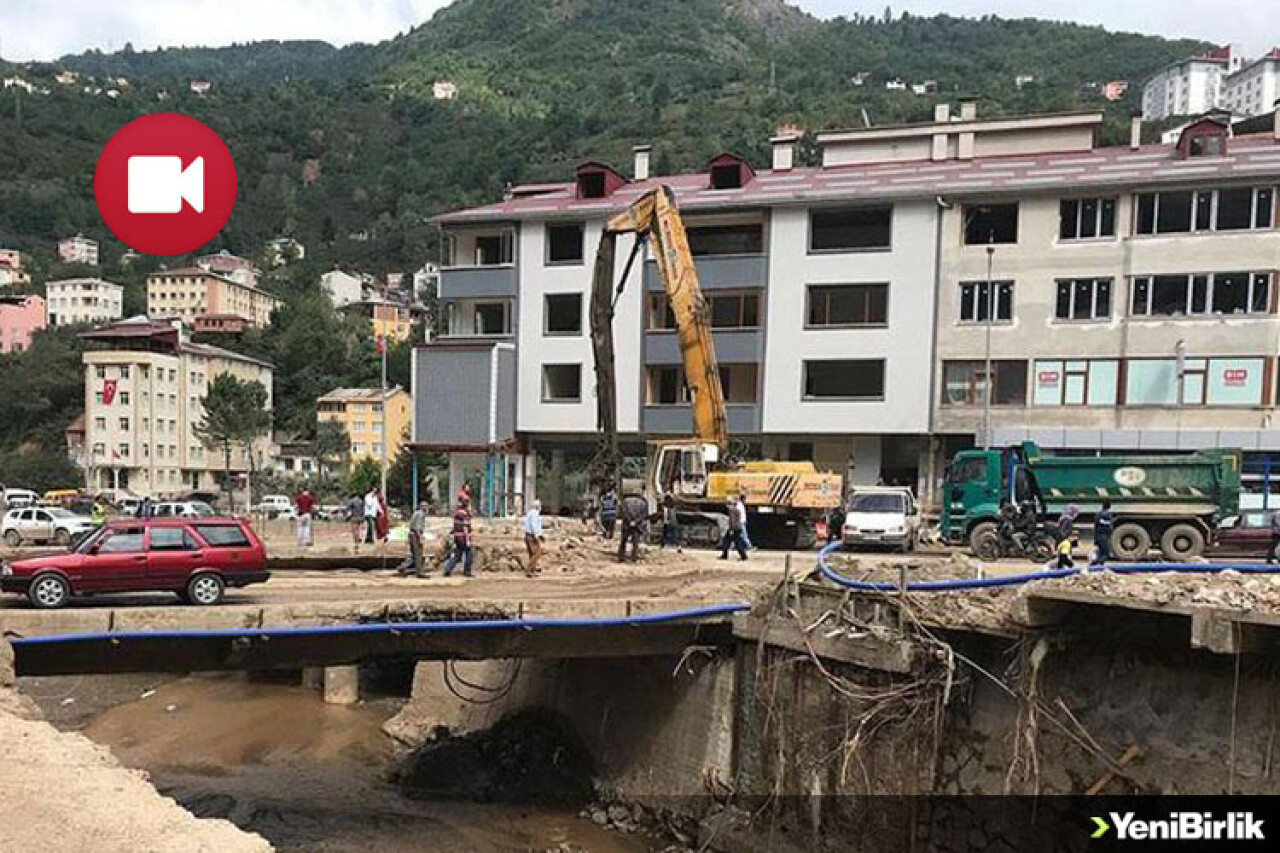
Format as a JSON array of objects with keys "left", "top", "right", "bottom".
[
  {"left": 1144, "top": 45, "right": 1280, "bottom": 121},
  {"left": 343, "top": 299, "right": 413, "bottom": 342},
  {"left": 58, "top": 234, "right": 99, "bottom": 266},
  {"left": 0, "top": 294, "right": 46, "bottom": 353},
  {"left": 0, "top": 248, "right": 30, "bottom": 287},
  {"left": 320, "top": 269, "right": 363, "bottom": 308},
  {"left": 1223, "top": 50, "right": 1280, "bottom": 118},
  {"left": 147, "top": 268, "right": 280, "bottom": 328},
  {"left": 80, "top": 318, "right": 274, "bottom": 497},
  {"left": 46, "top": 278, "right": 124, "bottom": 326},
  {"left": 316, "top": 387, "right": 412, "bottom": 467}
]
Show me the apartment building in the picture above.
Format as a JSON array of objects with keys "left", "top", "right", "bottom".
[
  {"left": 147, "top": 267, "right": 280, "bottom": 328},
  {"left": 195, "top": 250, "right": 258, "bottom": 286},
  {"left": 0, "top": 294, "right": 46, "bottom": 353},
  {"left": 316, "top": 387, "right": 412, "bottom": 467},
  {"left": 1143, "top": 47, "right": 1239, "bottom": 121},
  {"left": 46, "top": 277, "right": 124, "bottom": 326},
  {"left": 0, "top": 248, "right": 30, "bottom": 287},
  {"left": 341, "top": 298, "right": 414, "bottom": 342},
  {"left": 57, "top": 234, "right": 99, "bottom": 266},
  {"left": 1223, "top": 50, "right": 1280, "bottom": 118},
  {"left": 321, "top": 269, "right": 363, "bottom": 308},
  {"left": 80, "top": 318, "right": 274, "bottom": 497}
]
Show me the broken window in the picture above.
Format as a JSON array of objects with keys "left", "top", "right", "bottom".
[
  {"left": 544, "top": 293, "right": 582, "bottom": 335},
  {"left": 807, "top": 284, "right": 889, "bottom": 327},
  {"left": 809, "top": 206, "right": 892, "bottom": 252},
  {"left": 686, "top": 224, "right": 763, "bottom": 256},
  {"left": 802, "top": 359, "right": 885, "bottom": 400},
  {"left": 546, "top": 223, "right": 585, "bottom": 264},
  {"left": 963, "top": 203, "right": 1019, "bottom": 245},
  {"left": 541, "top": 364, "right": 582, "bottom": 402}
]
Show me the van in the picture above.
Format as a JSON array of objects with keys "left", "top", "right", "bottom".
[
  {"left": 3, "top": 489, "right": 39, "bottom": 510},
  {"left": 842, "top": 487, "right": 920, "bottom": 552}
]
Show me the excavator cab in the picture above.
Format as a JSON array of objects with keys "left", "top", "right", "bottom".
[{"left": 650, "top": 440, "right": 712, "bottom": 501}]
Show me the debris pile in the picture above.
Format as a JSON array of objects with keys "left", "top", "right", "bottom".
[{"left": 1054, "top": 569, "right": 1280, "bottom": 612}]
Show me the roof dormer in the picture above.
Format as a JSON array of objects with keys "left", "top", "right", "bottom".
[
  {"left": 1178, "top": 114, "right": 1231, "bottom": 159},
  {"left": 574, "top": 161, "right": 627, "bottom": 199},
  {"left": 707, "top": 152, "right": 755, "bottom": 190}
]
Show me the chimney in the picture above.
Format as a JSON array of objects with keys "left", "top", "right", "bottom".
[
  {"left": 1274, "top": 99, "right": 1280, "bottom": 142},
  {"left": 1130, "top": 111, "right": 1143, "bottom": 150},
  {"left": 632, "top": 144, "right": 652, "bottom": 181},
  {"left": 770, "top": 132, "right": 799, "bottom": 172},
  {"left": 933, "top": 103, "right": 951, "bottom": 123},
  {"left": 958, "top": 96, "right": 977, "bottom": 121}
]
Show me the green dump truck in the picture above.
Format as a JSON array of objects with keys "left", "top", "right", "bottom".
[{"left": 939, "top": 442, "right": 1241, "bottom": 560}]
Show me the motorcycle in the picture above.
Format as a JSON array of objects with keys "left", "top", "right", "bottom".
[{"left": 974, "top": 521, "right": 1056, "bottom": 562}]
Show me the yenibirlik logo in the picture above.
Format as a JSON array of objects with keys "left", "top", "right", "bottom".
[{"left": 1092, "top": 812, "right": 1265, "bottom": 842}]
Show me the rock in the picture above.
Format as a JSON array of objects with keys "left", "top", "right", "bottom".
[
  {"left": 607, "top": 804, "right": 629, "bottom": 823},
  {"left": 591, "top": 809, "right": 609, "bottom": 826}
]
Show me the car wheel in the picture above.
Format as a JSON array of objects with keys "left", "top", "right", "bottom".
[
  {"left": 54, "top": 528, "right": 71, "bottom": 546},
  {"left": 28, "top": 573, "right": 70, "bottom": 609},
  {"left": 186, "top": 572, "right": 225, "bottom": 606},
  {"left": 3, "top": 530, "right": 21, "bottom": 547}
]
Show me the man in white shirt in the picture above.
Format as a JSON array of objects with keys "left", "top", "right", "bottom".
[
  {"left": 523, "top": 501, "right": 544, "bottom": 576},
  {"left": 363, "top": 488, "right": 379, "bottom": 544}
]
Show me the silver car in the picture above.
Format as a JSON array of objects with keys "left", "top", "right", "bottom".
[{"left": 2, "top": 508, "right": 97, "bottom": 547}]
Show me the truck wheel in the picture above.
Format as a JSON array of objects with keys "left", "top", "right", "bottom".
[
  {"left": 968, "top": 522, "right": 997, "bottom": 555},
  {"left": 1111, "top": 524, "right": 1151, "bottom": 561},
  {"left": 1160, "top": 524, "right": 1205, "bottom": 561}
]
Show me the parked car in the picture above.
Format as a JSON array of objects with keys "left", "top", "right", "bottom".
[
  {"left": 1212, "top": 510, "right": 1278, "bottom": 558},
  {"left": 2, "top": 489, "right": 39, "bottom": 510},
  {"left": 842, "top": 487, "right": 921, "bottom": 552},
  {"left": 151, "top": 500, "right": 217, "bottom": 519},
  {"left": 255, "top": 494, "right": 294, "bottom": 519},
  {"left": 2, "top": 507, "right": 98, "bottom": 547},
  {"left": 1, "top": 517, "right": 270, "bottom": 609}
]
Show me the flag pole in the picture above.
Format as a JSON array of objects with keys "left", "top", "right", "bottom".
[{"left": 379, "top": 335, "right": 388, "bottom": 498}]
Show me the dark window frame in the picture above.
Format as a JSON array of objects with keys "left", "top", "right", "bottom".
[
  {"left": 543, "top": 293, "right": 584, "bottom": 337},
  {"left": 1058, "top": 197, "right": 1117, "bottom": 241},
  {"left": 941, "top": 360, "right": 1029, "bottom": 406},
  {"left": 545, "top": 222, "right": 586, "bottom": 266},
  {"left": 958, "top": 281, "right": 1014, "bottom": 324},
  {"left": 808, "top": 206, "right": 893, "bottom": 254},
  {"left": 541, "top": 363, "right": 583, "bottom": 403},
  {"left": 1053, "top": 278, "right": 1113, "bottom": 322},
  {"left": 963, "top": 203, "right": 1019, "bottom": 245},
  {"left": 1134, "top": 187, "right": 1277, "bottom": 236},
  {"left": 1129, "top": 272, "right": 1272, "bottom": 318},
  {"left": 805, "top": 283, "right": 890, "bottom": 329},
  {"left": 645, "top": 290, "right": 762, "bottom": 331},
  {"left": 801, "top": 359, "right": 887, "bottom": 401}
]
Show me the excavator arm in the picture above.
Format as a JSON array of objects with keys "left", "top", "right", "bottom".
[{"left": 588, "top": 186, "right": 728, "bottom": 490}]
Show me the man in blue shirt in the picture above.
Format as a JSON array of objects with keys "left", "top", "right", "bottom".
[{"left": 1093, "top": 499, "right": 1115, "bottom": 565}]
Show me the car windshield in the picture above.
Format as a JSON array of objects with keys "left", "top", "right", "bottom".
[
  {"left": 849, "top": 493, "right": 905, "bottom": 513},
  {"left": 74, "top": 526, "right": 110, "bottom": 553}
]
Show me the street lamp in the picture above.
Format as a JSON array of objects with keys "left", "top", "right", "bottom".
[{"left": 982, "top": 243, "right": 996, "bottom": 450}]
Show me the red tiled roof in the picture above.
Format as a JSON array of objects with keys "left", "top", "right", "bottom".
[{"left": 434, "top": 135, "right": 1280, "bottom": 225}]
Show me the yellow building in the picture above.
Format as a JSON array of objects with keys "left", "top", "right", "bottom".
[
  {"left": 316, "top": 386, "right": 412, "bottom": 466},
  {"left": 147, "top": 267, "right": 281, "bottom": 328},
  {"left": 342, "top": 299, "right": 414, "bottom": 343}
]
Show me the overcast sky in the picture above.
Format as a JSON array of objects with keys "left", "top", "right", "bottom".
[{"left": 0, "top": 0, "right": 1273, "bottom": 62}]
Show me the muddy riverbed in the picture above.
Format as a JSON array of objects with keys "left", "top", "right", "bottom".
[{"left": 22, "top": 672, "right": 660, "bottom": 852}]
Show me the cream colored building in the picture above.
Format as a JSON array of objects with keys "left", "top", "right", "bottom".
[
  {"left": 57, "top": 234, "right": 99, "bottom": 266},
  {"left": 147, "top": 267, "right": 280, "bottom": 328},
  {"left": 46, "top": 278, "right": 124, "bottom": 326},
  {"left": 317, "top": 387, "right": 412, "bottom": 466},
  {"left": 81, "top": 318, "right": 274, "bottom": 497}
]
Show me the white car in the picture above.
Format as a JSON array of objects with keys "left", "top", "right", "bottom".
[
  {"left": 2, "top": 507, "right": 98, "bottom": 547},
  {"left": 2, "top": 489, "right": 39, "bottom": 510},
  {"left": 842, "top": 487, "right": 921, "bottom": 552},
  {"left": 151, "top": 500, "right": 217, "bottom": 518}
]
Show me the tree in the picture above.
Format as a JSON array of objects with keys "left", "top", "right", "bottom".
[
  {"left": 347, "top": 457, "right": 381, "bottom": 496},
  {"left": 313, "top": 419, "right": 351, "bottom": 474},
  {"left": 194, "top": 374, "right": 271, "bottom": 511}
]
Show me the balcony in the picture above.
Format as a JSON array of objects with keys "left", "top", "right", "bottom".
[
  {"left": 644, "top": 254, "right": 767, "bottom": 291},
  {"left": 641, "top": 404, "right": 761, "bottom": 435},
  {"left": 643, "top": 329, "right": 765, "bottom": 364},
  {"left": 438, "top": 265, "right": 518, "bottom": 300}
]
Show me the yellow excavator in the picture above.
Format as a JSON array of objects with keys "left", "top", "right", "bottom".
[{"left": 589, "top": 185, "right": 842, "bottom": 547}]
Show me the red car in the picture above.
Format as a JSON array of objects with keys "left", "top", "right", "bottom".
[
  {"left": 1211, "top": 510, "right": 1279, "bottom": 559},
  {"left": 0, "top": 518, "right": 269, "bottom": 609}
]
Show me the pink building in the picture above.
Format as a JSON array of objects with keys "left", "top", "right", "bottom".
[
  {"left": 1102, "top": 80, "right": 1130, "bottom": 102},
  {"left": 0, "top": 294, "right": 47, "bottom": 353}
]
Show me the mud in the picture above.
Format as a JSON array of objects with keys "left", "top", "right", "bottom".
[{"left": 429, "top": 519, "right": 690, "bottom": 576}]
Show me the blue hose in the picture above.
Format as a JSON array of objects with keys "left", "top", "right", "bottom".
[{"left": 8, "top": 602, "right": 751, "bottom": 646}]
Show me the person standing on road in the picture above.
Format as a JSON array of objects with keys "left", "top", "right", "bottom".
[
  {"left": 399, "top": 501, "right": 429, "bottom": 577},
  {"left": 719, "top": 497, "right": 749, "bottom": 561},
  {"left": 443, "top": 498, "right": 474, "bottom": 577},
  {"left": 618, "top": 491, "right": 648, "bottom": 563},
  {"left": 375, "top": 489, "right": 390, "bottom": 543},
  {"left": 523, "top": 500, "right": 544, "bottom": 576},
  {"left": 600, "top": 489, "right": 618, "bottom": 540},
  {"left": 660, "top": 492, "right": 682, "bottom": 553},
  {"left": 1093, "top": 500, "right": 1115, "bottom": 565},
  {"left": 346, "top": 494, "right": 364, "bottom": 544},
  {"left": 1268, "top": 509, "right": 1280, "bottom": 564},
  {"left": 363, "top": 488, "right": 379, "bottom": 544},
  {"left": 294, "top": 488, "right": 315, "bottom": 547}
]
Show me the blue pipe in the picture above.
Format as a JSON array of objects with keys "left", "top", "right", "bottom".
[{"left": 8, "top": 602, "right": 750, "bottom": 646}]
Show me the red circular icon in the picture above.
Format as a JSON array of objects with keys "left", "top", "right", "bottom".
[{"left": 94, "top": 113, "right": 237, "bottom": 256}]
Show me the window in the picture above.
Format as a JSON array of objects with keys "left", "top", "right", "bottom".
[
  {"left": 807, "top": 284, "right": 888, "bottom": 327},
  {"left": 1135, "top": 188, "right": 1276, "bottom": 235},
  {"left": 119, "top": 391, "right": 130, "bottom": 405},
  {"left": 542, "top": 364, "right": 582, "bottom": 402},
  {"left": 99, "top": 527, "right": 145, "bottom": 554},
  {"left": 119, "top": 417, "right": 130, "bottom": 430},
  {"left": 150, "top": 527, "right": 198, "bottom": 551},
  {"left": 473, "top": 233, "right": 514, "bottom": 266},
  {"left": 686, "top": 224, "right": 764, "bottom": 256},
  {"left": 1033, "top": 359, "right": 1120, "bottom": 406},
  {"left": 942, "top": 360, "right": 1028, "bottom": 406},
  {"left": 1130, "top": 273, "right": 1271, "bottom": 316},
  {"left": 647, "top": 366, "right": 688, "bottom": 405},
  {"left": 646, "top": 291, "right": 760, "bottom": 330},
  {"left": 193, "top": 524, "right": 251, "bottom": 548},
  {"left": 958, "top": 281, "right": 1014, "bottom": 323},
  {"left": 94, "top": 417, "right": 106, "bottom": 430},
  {"left": 802, "top": 359, "right": 885, "bottom": 400},
  {"left": 546, "top": 223, "right": 584, "bottom": 265},
  {"left": 1054, "top": 279, "right": 1112, "bottom": 321},
  {"left": 118, "top": 443, "right": 130, "bottom": 457},
  {"left": 544, "top": 293, "right": 583, "bottom": 336},
  {"left": 963, "top": 204, "right": 1019, "bottom": 244},
  {"left": 950, "top": 457, "right": 988, "bottom": 483},
  {"left": 709, "top": 163, "right": 743, "bottom": 190},
  {"left": 1059, "top": 198, "right": 1116, "bottom": 240},
  {"left": 96, "top": 366, "right": 106, "bottom": 379},
  {"left": 474, "top": 301, "right": 512, "bottom": 335},
  {"left": 809, "top": 207, "right": 892, "bottom": 252}
]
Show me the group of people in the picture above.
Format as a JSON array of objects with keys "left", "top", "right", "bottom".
[
  {"left": 595, "top": 487, "right": 749, "bottom": 562},
  {"left": 1049, "top": 500, "right": 1115, "bottom": 569}
]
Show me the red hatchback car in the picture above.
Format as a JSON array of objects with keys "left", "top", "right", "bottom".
[{"left": 1, "top": 518, "right": 269, "bottom": 609}]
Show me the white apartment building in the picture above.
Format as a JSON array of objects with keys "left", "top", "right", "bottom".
[
  {"left": 1143, "top": 47, "right": 1239, "bottom": 121},
  {"left": 46, "top": 278, "right": 124, "bottom": 326},
  {"left": 57, "top": 234, "right": 99, "bottom": 266},
  {"left": 81, "top": 318, "right": 274, "bottom": 497},
  {"left": 1223, "top": 50, "right": 1280, "bottom": 118}
]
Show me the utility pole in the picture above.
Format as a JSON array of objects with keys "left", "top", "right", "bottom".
[
  {"left": 982, "top": 244, "right": 995, "bottom": 450},
  {"left": 378, "top": 334, "right": 388, "bottom": 497}
]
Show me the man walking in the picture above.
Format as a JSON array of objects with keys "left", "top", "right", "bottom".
[
  {"left": 399, "top": 501, "right": 429, "bottom": 577},
  {"left": 618, "top": 490, "right": 648, "bottom": 563},
  {"left": 523, "top": 500, "right": 544, "bottom": 576},
  {"left": 660, "top": 492, "right": 682, "bottom": 553},
  {"left": 346, "top": 494, "right": 364, "bottom": 544},
  {"left": 599, "top": 489, "right": 618, "bottom": 540},
  {"left": 443, "top": 498, "right": 474, "bottom": 577},
  {"left": 1093, "top": 499, "right": 1115, "bottom": 565},
  {"left": 363, "top": 487, "right": 379, "bottom": 544},
  {"left": 294, "top": 488, "right": 315, "bottom": 547},
  {"left": 1268, "top": 508, "right": 1280, "bottom": 564},
  {"left": 719, "top": 496, "right": 748, "bottom": 561}
]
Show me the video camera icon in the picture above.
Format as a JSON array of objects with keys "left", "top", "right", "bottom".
[{"left": 127, "top": 155, "right": 205, "bottom": 214}]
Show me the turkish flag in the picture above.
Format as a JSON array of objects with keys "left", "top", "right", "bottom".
[
  {"left": 102, "top": 379, "right": 118, "bottom": 405},
  {"left": 375, "top": 334, "right": 387, "bottom": 354}
]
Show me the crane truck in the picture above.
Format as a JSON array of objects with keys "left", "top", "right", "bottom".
[{"left": 588, "top": 185, "right": 841, "bottom": 547}]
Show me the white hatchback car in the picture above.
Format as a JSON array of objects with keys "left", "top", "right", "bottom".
[{"left": 2, "top": 507, "right": 98, "bottom": 547}]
